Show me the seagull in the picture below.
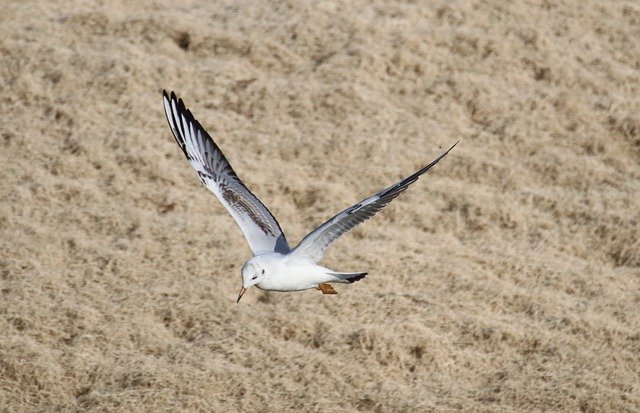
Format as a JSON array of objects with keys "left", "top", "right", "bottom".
[{"left": 162, "top": 90, "right": 458, "bottom": 302}]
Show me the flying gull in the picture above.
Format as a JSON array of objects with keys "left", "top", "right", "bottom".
[{"left": 162, "top": 90, "right": 458, "bottom": 302}]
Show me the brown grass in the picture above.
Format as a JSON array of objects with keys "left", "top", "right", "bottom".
[{"left": 1, "top": 0, "right": 640, "bottom": 411}]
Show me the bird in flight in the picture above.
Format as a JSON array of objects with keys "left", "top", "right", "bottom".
[{"left": 162, "top": 90, "right": 458, "bottom": 302}]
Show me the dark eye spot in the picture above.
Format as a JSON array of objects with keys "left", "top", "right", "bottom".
[
  {"left": 252, "top": 275, "right": 257, "bottom": 280},
  {"left": 261, "top": 269, "right": 265, "bottom": 275}
]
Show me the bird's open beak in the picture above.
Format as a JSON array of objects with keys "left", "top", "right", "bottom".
[{"left": 237, "top": 286, "right": 247, "bottom": 303}]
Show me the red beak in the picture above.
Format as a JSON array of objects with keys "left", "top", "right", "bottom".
[{"left": 237, "top": 286, "right": 247, "bottom": 303}]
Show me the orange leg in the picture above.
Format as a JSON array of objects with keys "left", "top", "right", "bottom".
[{"left": 316, "top": 283, "right": 337, "bottom": 294}]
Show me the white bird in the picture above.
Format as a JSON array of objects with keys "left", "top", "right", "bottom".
[{"left": 162, "top": 91, "right": 458, "bottom": 302}]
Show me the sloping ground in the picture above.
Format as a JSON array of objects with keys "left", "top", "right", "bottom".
[{"left": 1, "top": 0, "right": 639, "bottom": 411}]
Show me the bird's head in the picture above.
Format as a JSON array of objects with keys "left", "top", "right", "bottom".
[{"left": 237, "top": 258, "right": 266, "bottom": 303}]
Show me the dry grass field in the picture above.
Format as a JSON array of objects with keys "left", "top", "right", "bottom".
[{"left": 1, "top": 0, "right": 640, "bottom": 411}]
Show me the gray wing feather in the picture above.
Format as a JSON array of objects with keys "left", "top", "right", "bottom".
[
  {"left": 163, "top": 90, "right": 290, "bottom": 255},
  {"left": 290, "top": 142, "right": 458, "bottom": 262}
]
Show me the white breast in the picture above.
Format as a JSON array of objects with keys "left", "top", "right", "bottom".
[{"left": 257, "top": 258, "right": 331, "bottom": 292}]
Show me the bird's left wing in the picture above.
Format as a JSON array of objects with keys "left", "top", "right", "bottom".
[
  {"left": 290, "top": 142, "right": 458, "bottom": 262},
  {"left": 162, "top": 90, "right": 290, "bottom": 255}
]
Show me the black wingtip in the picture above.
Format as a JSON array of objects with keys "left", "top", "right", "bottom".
[
  {"left": 378, "top": 141, "right": 458, "bottom": 199},
  {"left": 418, "top": 140, "right": 459, "bottom": 173},
  {"left": 162, "top": 90, "right": 179, "bottom": 105},
  {"left": 436, "top": 140, "right": 459, "bottom": 158}
]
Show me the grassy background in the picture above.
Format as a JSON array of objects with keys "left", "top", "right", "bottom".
[{"left": 1, "top": 0, "right": 639, "bottom": 411}]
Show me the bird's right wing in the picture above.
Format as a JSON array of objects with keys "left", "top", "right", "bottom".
[
  {"left": 289, "top": 142, "right": 458, "bottom": 262},
  {"left": 163, "top": 91, "right": 290, "bottom": 255}
]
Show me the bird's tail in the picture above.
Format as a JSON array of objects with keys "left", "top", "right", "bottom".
[{"left": 330, "top": 271, "right": 368, "bottom": 284}]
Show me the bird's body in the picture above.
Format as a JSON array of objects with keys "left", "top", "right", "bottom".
[
  {"left": 161, "top": 90, "right": 457, "bottom": 302},
  {"left": 243, "top": 254, "right": 365, "bottom": 292},
  {"left": 245, "top": 255, "right": 329, "bottom": 292}
]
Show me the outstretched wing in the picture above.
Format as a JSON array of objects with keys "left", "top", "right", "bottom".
[
  {"left": 162, "top": 90, "right": 290, "bottom": 255},
  {"left": 290, "top": 142, "right": 458, "bottom": 262}
]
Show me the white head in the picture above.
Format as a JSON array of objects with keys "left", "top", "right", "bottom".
[{"left": 237, "top": 258, "right": 266, "bottom": 303}]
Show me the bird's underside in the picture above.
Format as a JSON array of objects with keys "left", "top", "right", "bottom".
[{"left": 162, "top": 90, "right": 458, "bottom": 301}]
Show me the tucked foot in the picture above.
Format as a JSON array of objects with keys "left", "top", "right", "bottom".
[{"left": 316, "top": 283, "right": 337, "bottom": 295}]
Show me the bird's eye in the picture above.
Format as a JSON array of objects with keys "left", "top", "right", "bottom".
[
  {"left": 261, "top": 269, "right": 265, "bottom": 275},
  {"left": 252, "top": 275, "right": 257, "bottom": 280}
]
